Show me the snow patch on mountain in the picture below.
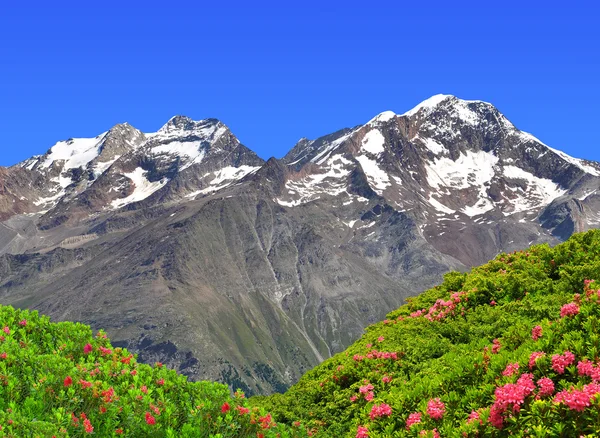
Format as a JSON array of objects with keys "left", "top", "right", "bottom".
[
  {"left": 149, "top": 141, "right": 207, "bottom": 170},
  {"left": 185, "top": 165, "right": 260, "bottom": 198},
  {"left": 311, "top": 130, "right": 357, "bottom": 165},
  {"left": 502, "top": 166, "right": 567, "bottom": 213},
  {"left": 403, "top": 94, "right": 452, "bottom": 117},
  {"left": 426, "top": 150, "right": 498, "bottom": 190},
  {"left": 277, "top": 155, "right": 352, "bottom": 206},
  {"left": 428, "top": 196, "right": 455, "bottom": 214},
  {"left": 367, "top": 111, "right": 396, "bottom": 125},
  {"left": 361, "top": 129, "right": 386, "bottom": 155},
  {"left": 42, "top": 134, "right": 107, "bottom": 170},
  {"left": 111, "top": 168, "right": 169, "bottom": 209},
  {"left": 415, "top": 136, "right": 445, "bottom": 154},
  {"left": 355, "top": 154, "right": 391, "bottom": 193}
]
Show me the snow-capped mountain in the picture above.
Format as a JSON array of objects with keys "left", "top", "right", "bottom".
[{"left": 0, "top": 96, "right": 598, "bottom": 394}]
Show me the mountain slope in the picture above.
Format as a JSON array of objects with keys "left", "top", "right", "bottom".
[
  {"left": 255, "top": 229, "right": 600, "bottom": 437},
  {"left": 0, "top": 95, "right": 599, "bottom": 394}
]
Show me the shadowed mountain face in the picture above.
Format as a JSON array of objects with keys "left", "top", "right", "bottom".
[{"left": 1, "top": 95, "right": 599, "bottom": 394}]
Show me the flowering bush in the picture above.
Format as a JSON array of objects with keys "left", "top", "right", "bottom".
[
  {"left": 0, "top": 305, "right": 308, "bottom": 437},
  {"left": 256, "top": 230, "right": 600, "bottom": 436}
]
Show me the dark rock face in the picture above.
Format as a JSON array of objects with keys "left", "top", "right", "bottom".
[{"left": 0, "top": 96, "right": 599, "bottom": 394}]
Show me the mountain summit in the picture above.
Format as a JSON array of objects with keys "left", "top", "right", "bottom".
[{"left": 0, "top": 96, "right": 599, "bottom": 393}]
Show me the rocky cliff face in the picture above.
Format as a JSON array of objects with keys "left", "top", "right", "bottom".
[{"left": 0, "top": 95, "right": 598, "bottom": 394}]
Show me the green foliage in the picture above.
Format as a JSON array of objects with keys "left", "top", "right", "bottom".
[
  {"left": 0, "top": 307, "right": 309, "bottom": 437},
  {"left": 255, "top": 229, "right": 600, "bottom": 437}
]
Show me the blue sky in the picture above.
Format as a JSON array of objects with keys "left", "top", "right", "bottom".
[{"left": 1, "top": 1, "right": 598, "bottom": 166}]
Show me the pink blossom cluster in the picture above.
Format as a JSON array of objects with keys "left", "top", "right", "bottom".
[
  {"left": 489, "top": 373, "right": 535, "bottom": 428},
  {"left": 577, "top": 359, "right": 600, "bottom": 381},
  {"left": 466, "top": 410, "right": 481, "bottom": 425},
  {"left": 502, "top": 362, "right": 520, "bottom": 377},
  {"left": 492, "top": 339, "right": 501, "bottom": 354},
  {"left": 551, "top": 351, "right": 575, "bottom": 374},
  {"left": 531, "top": 325, "right": 543, "bottom": 340},
  {"left": 419, "top": 429, "right": 440, "bottom": 438},
  {"left": 554, "top": 383, "right": 600, "bottom": 411},
  {"left": 353, "top": 350, "right": 398, "bottom": 362},
  {"left": 426, "top": 398, "right": 445, "bottom": 420},
  {"left": 358, "top": 383, "right": 375, "bottom": 401},
  {"left": 369, "top": 403, "right": 392, "bottom": 420},
  {"left": 422, "top": 292, "right": 468, "bottom": 322},
  {"left": 560, "top": 302, "right": 580, "bottom": 318},
  {"left": 536, "top": 377, "right": 555, "bottom": 397},
  {"left": 529, "top": 351, "right": 545, "bottom": 369},
  {"left": 355, "top": 426, "right": 369, "bottom": 438},
  {"left": 405, "top": 412, "right": 422, "bottom": 429}
]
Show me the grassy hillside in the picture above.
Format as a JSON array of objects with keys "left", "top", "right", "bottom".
[
  {"left": 0, "top": 306, "right": 308, "bottom": 437},
  {"left": 254, "top": 229, "right": 600, "bottom": 437},
  {"left": 4, "top": 229, "right": 600, "bottom": 437}
]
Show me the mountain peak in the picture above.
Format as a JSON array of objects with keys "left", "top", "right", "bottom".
[
  {"left": 157, "top": 115, "right": 221, "bottom": 135},
  {"left": 367, "top": 110, "right": 397, "bottom": 125}
]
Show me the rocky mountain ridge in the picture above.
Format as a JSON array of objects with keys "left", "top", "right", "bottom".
[{"left": 0, "top": 95, "right": 598, "bottom": 394}]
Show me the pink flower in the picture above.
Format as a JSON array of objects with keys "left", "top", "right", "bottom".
[
  {"left": 83, "top": 343, "right": 93, "bottom": 354},
  {"left": 221, "top": 402, "right": 230, "bottom": 413},
  {"left": 531, "top": 325, "right": 542, "bottom": 340},
  {"left": 467, "top": 410, "right": 481, "bottom": 425},
  {"left": 426, "top": 398, "right": 445, "bottom": 420},
  {"left": 492, "top": 339, "right": 501, "bottom": 354},
  {"left": 577, "top": 360, "right": 596, "bottom": 377},
  {"left": 359, "top": 384, "right": 374, "bottom": 394},
  {"left": 489, "top": 403, "right": 504, "bottom": 429},
  {"left": 364, "top": 391, "right": 374, "bottom": 401},
  {"left": 64, "top": 376, "right": 73, "bottom": 387},
  {"left": 356, "top": 426, "right": 369, "bottom": 438},
  {"left": 560, "top": 303, "right": 580, "bottom": 318},
  {"left": 490, "top": 300, "right": 497, "bottom": 306},
  {"left": 377, "top": 336, "right": 385, "bottom": 342},
  {"left": 2, "top": 327, "right": 9, "bottom": 335},
  {"left": 552, "top": 351, "right": 576, "bottom": 374},
  {"left": 529, "top": 352, "right": 545, "bottom": 369},
  {"left": 18, "top": 320, "right": 27, "bottom": 326},
  {"left": 369, "top": 403, "right": 392, "bottom": 420},
  {"left": 145, "top": 412, "right": 156, "bottom": 425},
  {"left": 502, "top": 362, "right": 520, "bottom": 377},
  {"left": 382, "top": 375, "right": 392, "bottom": 384},
  {"left": 406, "top": 412, "right": 422, "bottom": 429},
  {"left": 537, "top": 377, "right": 554, "bottom": 397},
  {"left": 350, "top": 395, "right": 358, "bottom": 402}
]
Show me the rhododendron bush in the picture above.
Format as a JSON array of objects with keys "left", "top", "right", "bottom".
[
  {"left": 254, "top": 230, "right": 600, "bottom": 437},
  {"left": 0, "top": 307, "right": 308, "bottom": 437}
]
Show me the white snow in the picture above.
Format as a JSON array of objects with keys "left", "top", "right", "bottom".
[
  {"left": 426, "top": 150, "right": 498, "bottom": 190},
  {"left": 42, "top": 134, "right": 107, "bottom": 170},
  {"left": 428, "top": 196, "right": 455, "bottom": 214},
  {"left": 403, "top": 94, "right": 452, "bottom": 117},
  {"left": 355, "top": 155, "right": 391, "bottom": 193},
  {"left": 93, "top": 156, "right": 120, "bottom": 177},
  {"left": 312, "top": 130, "right": 356, "bottom": 165},
  {"left": 185, "top": 165, "right": 260, "bottom": 198},
  {"left": 417, "top": 136, "right": 445, "bottom": 154},
  {"left": 367, "top": 111, "right": 396, "bottom": 124},
  {"left": 276, "top": 155, "right": 353, "bottom": 206},
  {"left": 361, "top": 129, "right": 386, "bottom": 155},
  {"left": 462, "top": 198, "right": 495, "bottom": 217},
  {"left": 150, "top": 141, "right": 206, "bottom": 166},
  {"left": 111, "top": 167, "right": 169, "bottom": 209},
  {"left": 502, "top": 165, "right": 567, "bottom": 213}
]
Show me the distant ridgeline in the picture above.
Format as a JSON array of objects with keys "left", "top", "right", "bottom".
[
  {"left": 253, "top": 229, "right": 600, "bottom": 437},
  {"left": 3, "top": 230, "right": 600, "bottom": 436}
]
